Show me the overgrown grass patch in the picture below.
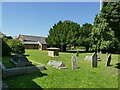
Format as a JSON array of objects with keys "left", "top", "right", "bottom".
[{"left": 4, "top": 49, "right": 119, "bottom": 88}]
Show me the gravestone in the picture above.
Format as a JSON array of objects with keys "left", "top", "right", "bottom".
[
  {"left": 76, "top": 50, "right": 79, "bottom": 57},
  {"left": 92, "top": 52, "right": 97, "bottom": 67},
  {"left": 97, "top": 51, "right": 101, "bottom": 61},
  {"left": 105, "top": 53, "right": 111, "bottom": 66},
  {"left": 47, "top": 60, "right": 66, "bottom": 69},
  {"left": 71, "top": 56, "right": 78, "bottom": 69},
  {"left": 10, "top": 54, "right": 32, "bottom": 67},
  {"left": 84, "top": 56, "right": 92, "bottom": 61}
]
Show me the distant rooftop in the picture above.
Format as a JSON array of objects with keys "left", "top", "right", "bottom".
[{"left": 19, "top": 34, "right": 47, "bottom": 44}]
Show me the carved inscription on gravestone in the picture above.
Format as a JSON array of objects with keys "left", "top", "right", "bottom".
[
  {"left": 92, "top": 52, "right": 97, "bottom": 67},
  {"left": 71, "top": 56, "right": 78, "bottom": 69}
]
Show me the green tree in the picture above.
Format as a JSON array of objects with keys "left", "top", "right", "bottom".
[
  {"left": 92, "top": 14, "right": 120, "bottom": 53},
  {"left": 2, "top": 36, "right": 25, "bottom": 55},
  {"left": 76, "top": 23, "right": 92, "bottom": 51},
  {"left": 101, "top": 2, "right": 120, "bottom": 42},
  {"left": 7, "top": 39, "right": 25, "bottom": 54},
  {"left": 91, "top": 2, "right": 120, "bottom": 53},
  {"left": 47, "top": 20, "right": 80, "bottom": 51}
]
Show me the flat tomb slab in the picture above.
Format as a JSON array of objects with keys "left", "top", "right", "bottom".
[{"left": 47, "top": 60, "right": 66, "bottom": 69}]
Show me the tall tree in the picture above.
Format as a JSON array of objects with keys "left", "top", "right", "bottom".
[
  {"left": 76, "top": 23, "right": 92, "bottom": 51},
  {"left": 47, "top": 20, "right": 80, "bottom": 51},
  {"left": 92, "top": 14, "right": 120, "bottom": 53},
  {"left": 100, "top": 2, "right": 120, "bottom": 42}
]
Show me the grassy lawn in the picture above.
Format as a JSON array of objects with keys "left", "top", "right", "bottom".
[{"left": 4, "top": 49, "right": 119, "bottom": 88}]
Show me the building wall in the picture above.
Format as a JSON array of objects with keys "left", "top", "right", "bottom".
[
  {"left": 24, "top": 44, "right": 47, "bottom": 50},
  {"left": 41, "top": 44, "right": 47, "bottom": 50},
  {"left": 17, "top": 36, "right": 24, "bottom": 42},
  {"left": 24, "top": 44, "right": 39, "bottom": 49}
]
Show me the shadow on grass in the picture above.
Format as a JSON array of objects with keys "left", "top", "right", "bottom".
[
  {"left": 10, "top": 54, "right": 30, "bottom": 57},
  {"left": 5, "top": 72, "right": 47, "bottom": 89},
  {"left": 64, "top": 51, "right": 94, "bottom": 53},
  {"left": 65, "top": 50, "right": 120, "bottom": 54},
  {"left": 115, "top": 63, "right": 120, "bottom": 69},
  {"left": 23, "top": 54, "right": 30, "bottom": 57},
  {"left": 2, "top": 54, "right": 47, "bottom": 89}
]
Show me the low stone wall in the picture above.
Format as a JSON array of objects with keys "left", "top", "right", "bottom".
[{"left": 2, "top": 65, "right": 46, "bottom": 78}]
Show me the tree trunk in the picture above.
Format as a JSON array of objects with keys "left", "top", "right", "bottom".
[
  {"left": 60, "top": 44, "right": 66, "bottom": 52},
  {"left": 86, "top": 46, "right": 89, "bottom": 52}
]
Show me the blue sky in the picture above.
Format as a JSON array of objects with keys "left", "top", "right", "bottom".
[{"left": 2, "top": 2, "right": 100, "bottom": 37}]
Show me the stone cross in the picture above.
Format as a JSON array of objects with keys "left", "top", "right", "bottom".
[
  {"left": 92, "top": 52, "right": 97, "bottom": 67},
  {"left": 105, "top": 53, "right": 111, "bottom": 66},
  {"left": 71, "top": 56, "right": 78, "bottom": 69}
]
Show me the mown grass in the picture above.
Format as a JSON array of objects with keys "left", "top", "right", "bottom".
[{"left": 4, "top": 49, "right": 119, "bottom": 88}]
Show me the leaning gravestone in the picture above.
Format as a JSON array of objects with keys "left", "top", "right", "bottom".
[
  {"left": 71, "top": 56, "right": 78, "bottom": 69},
  {"left": 92, "top": 52, "right": 97, "bottom": 67},
  {"left": 105, "top": 53, "right": 111, "bottom": 66},
  {"left": 47, "top": 60, "right": 66, "bottom": 69}
]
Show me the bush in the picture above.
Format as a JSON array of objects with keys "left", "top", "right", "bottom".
[
  {"left": 7, "top": 39, "right": 25, "bottom": 54},
  {"left": 100, "top": 39, "right": 120, "bottom": 53},
  {"left": 2, "top": 36, "right": 25, "bottom": 55}
]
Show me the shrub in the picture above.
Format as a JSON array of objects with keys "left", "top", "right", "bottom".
[
  {"left": 7, "top": 39, "right": 25, "bottom": 54},
  {"left": 2, "top": 36, "right": 25, "bottom": 55}
]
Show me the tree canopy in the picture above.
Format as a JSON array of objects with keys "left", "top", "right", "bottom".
[
  {"left": 92, "top": 2, "right": 120, "bottom": 53},
  {"left": 47, "top": 2, "right": 120, "bottom": 53},
  {"left": 47, "top": 20, "right": 80, "bottom": 51},
  {"left": 101, "top": 2, "right": 120, "bottom": 42},
  {"left": 2, "top": 36, "right": 25, "bottom": 56},
  {"left": 76, "top": 23, "right": 92, "bottom": 51}
]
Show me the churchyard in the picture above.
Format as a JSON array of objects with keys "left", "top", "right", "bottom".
[{"left": 2, "top": 49, "right": 119, "bottom": 88}]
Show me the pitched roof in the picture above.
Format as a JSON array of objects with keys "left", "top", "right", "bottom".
[{"left": 20, "top": 34, "right": 47, "bottom": 44}]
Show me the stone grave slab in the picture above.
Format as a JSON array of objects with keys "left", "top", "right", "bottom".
[
  {"left": 10, "top": 54, "right": 32, "bottom": 67},
  {"left": 47, "top": 60, "right": 66, "bottom": 69}
]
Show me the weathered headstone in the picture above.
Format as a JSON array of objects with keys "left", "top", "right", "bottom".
[
  {"left": 84, "top": 56, "right": 92, "bottom": 61},
  {"left": 71, "top": 56, "right": 78, "bottom": 69},
  {"left": 47, "top": 60, "right": 66, "bottom": 69},
  {"left": 105, "top": 53, "right": 111, "bottom": 66},
  {"left": 92, "top": 52, "right": 97, "bottom": 67},
  {"left": 97, "top": 51, "right": 101, "bottom": 61}
]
